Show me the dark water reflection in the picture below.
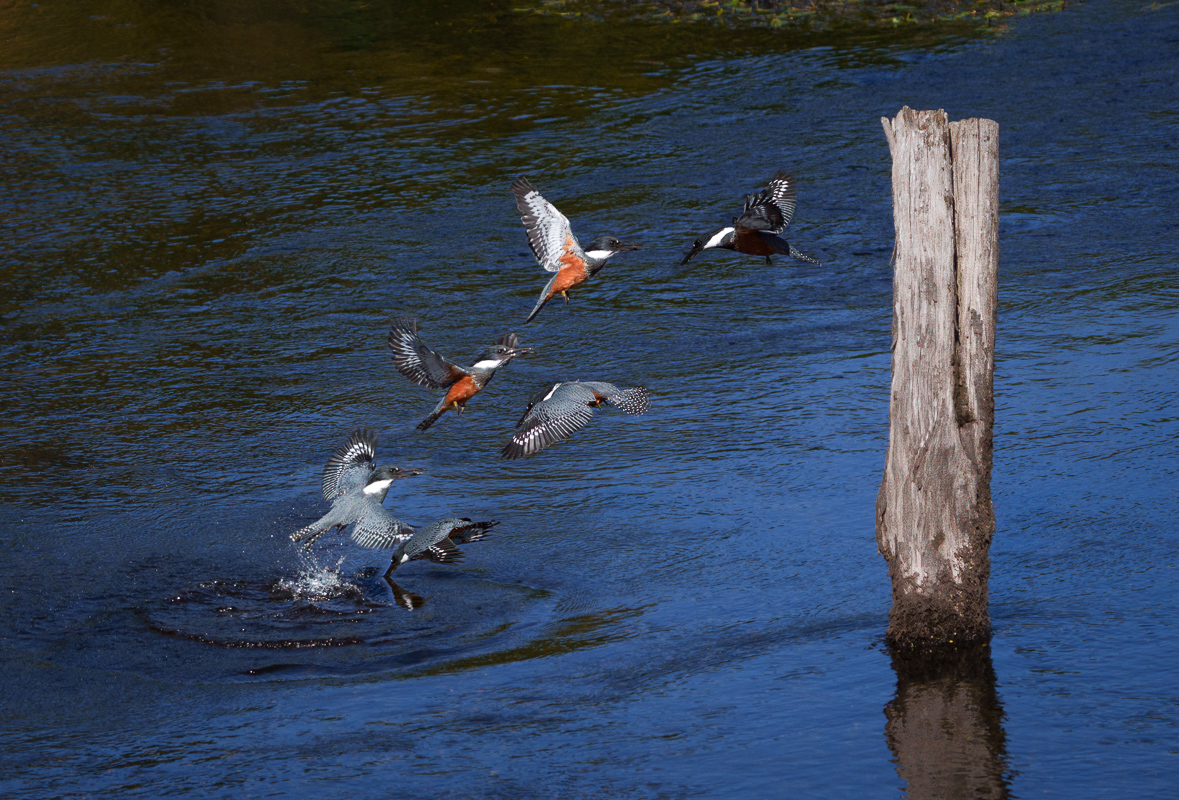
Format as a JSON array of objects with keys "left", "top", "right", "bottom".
[
  {"left": 885, "top": 644, "right": 1012, "bottom": 799},
  {"left": 3, "top": 0, "right": 1178, "bottom": 797}
]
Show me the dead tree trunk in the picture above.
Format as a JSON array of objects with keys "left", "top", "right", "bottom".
[{"left": 877, "top": 107, "right": 999, "bottom": 649}]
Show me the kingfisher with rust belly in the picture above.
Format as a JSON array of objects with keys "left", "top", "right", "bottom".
[
  {"left": 388, "top": 318, "right": 533, "bottom": 430},
  {"left": 681, "top": 170, "right": 820, "bottom": 266},
  {"left": 512, "top": 176, "right": 639, "bottom": 323}
]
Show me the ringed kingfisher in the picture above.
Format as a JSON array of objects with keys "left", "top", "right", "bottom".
[
  {"left": 511, "top": 176, "right": 639, "bottom": 323},
  {"left": 501, "top": 380, "right": 650, "bottom": 459},
  {"left": 385, "top": 518, "right": 498, "bottom": 577},
  {"left": 291, "top": 428, "right": 419, "bottom": 551},
  {"left": 388, "top": 318, "right": 533, "bottom": 430},
  {"left": 681, "top": 170, "right": 820, "bottom": 266}
]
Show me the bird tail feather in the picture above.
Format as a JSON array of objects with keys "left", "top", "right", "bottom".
[
  {"left": 417, "top": 398, "right": 448, "bottom": 430},
  {"left": 525, "top": 274, "right": 559, "bottom": 323},
  {"left": 291, "top": 525, "right": 328, "bottom": 551},
  {"left": 609, "top": 387, "right": 651, "bottom": 416},
  {"left": 789, "top": 245, "right": 821, "bottom": 265},
  {"left": 291, "top": 510, "right": 341, "bottom": 550}
]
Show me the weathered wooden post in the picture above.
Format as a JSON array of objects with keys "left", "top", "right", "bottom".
[{"left": 877, "top": 107, "right": 999, "bottom": 648}]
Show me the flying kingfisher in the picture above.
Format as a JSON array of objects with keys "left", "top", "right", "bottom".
[
  {"left": 290, "top": 428, "right": 419, "bottom": 551},
  {"left": 388, "top": 318, "right": 532, "bottom": 430},
  {"left": 681, "top": 170, "right": 820, "bottom": 266},
  {"left": 501, "top": 380, "right": 650, "bottom": 459},
  {"left": 511, "top": 176, "right": 639, "bottom": 323}
]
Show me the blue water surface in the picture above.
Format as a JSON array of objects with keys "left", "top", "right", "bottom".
[{"left": 1, "top": 0, "right": 1177, "bottom": 797}]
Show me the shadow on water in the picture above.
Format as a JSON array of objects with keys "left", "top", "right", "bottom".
[{"left": 884, "top": 641, "right": 1013, "bottom": 799}]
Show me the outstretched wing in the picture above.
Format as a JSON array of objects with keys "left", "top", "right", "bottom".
[
  {"left": 735, "top": 170, "right": 798, "bottom": 234},
  {"left": 501, "top": 382, "right": 598, "bottom": 459},
  {"left": 352, "top": 509, "right": 416, "bottom": 549},
  {"left": 387, "top": 318, "right": 470, "bottom": 388},
  {"left": 322, "top": 428, "right": 377, "bottom": 501},
  {"left": 402, "top": 519, "right": 462, "bottom": 560},
  {"left": 512, "top": 177, "right": 586, "bottom": 273},
  {"left": 434, "top": 517, "right": 498, "bottom": 545},
  {"left": 420, "top": 538, "right": 465, "bottom": 565}
]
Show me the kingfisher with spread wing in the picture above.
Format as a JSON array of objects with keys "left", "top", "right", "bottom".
[
  {"left": 511, "top": 176, "right": 639, "bottom": 323},
  {"left": 681, "top": 170, "right": 820, "bottom": 266},
  {"left": 290, "top": 428, "right": 419, "bottom": 551},
  {"left": 384, "top": 518, "right": 498, "bottom": 576},
  {"left": 501, "top": 381, "right": 650, "bottom": 459},
  {"left": 387, "top": 319, "right": 532, "bottom": 430}
]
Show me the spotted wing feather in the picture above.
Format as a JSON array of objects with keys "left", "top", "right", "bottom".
[
  {"left": 501, "top": 382, "right": 598, "bottom": 459},
  {"left": 352, "top": 512, "right": 416, "bottom": 549},
  {"left": 512, "top": 177, "right": 585, "bottom": 273},
  {"left": 387, "top": 318, "right": 469, "bottom": 389},
  {"left": 735, "top": 171, "right": 798, "bottom": 234},
  {"left": 321, "top": 428, "right": 377, "bottom": 501},
  {"left": 445, "top": 518, "right": 499, "bottom": 544},
  {"left": 401, "top": 519, "right": 465, "bottom": 558},
  {"left": 422, "top": 539, "right": 465, "bottom": 565}
]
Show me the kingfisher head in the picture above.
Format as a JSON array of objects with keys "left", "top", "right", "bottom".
[
  {"left": 681, "top": 227, "right": 735, "bottom": 265},
  {"left": 472, "top": 332, "right": 534, "bottom": 371},
  {"left": 363, "top": 465, "right": 418, "bottom": 499},
  {"left": 583, "top": 235, "right": 640, "bottom": 264}
]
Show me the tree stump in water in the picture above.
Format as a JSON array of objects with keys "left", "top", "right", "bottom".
[{"left": 877, "top": 107, "right": 999, "bottom": 649}]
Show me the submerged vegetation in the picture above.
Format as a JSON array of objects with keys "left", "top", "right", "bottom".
[{"left": 522, "top": 0, "right": 1068, "bottom": 30}]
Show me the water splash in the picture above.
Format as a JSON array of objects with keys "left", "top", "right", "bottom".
[
  {"left": 147, "top": 555, "right": 389, "bottom": 649},
  {"left": 272, "top": 553, "right": 362, "bottom": 603}
]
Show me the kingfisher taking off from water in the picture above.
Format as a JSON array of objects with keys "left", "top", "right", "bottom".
[
  {"left": 388, "top": 318, "right": 533, "bottom": 430},
  {"left": 511, "top": 176, "right": 639, "bottom": 323},
  {"left": 681, "top": 170, "right": 820, "bottom": 266},
  {"left": 385, "top": 518, "right": 498, "bottom": 577},
  {"left": 291, "top": 428, "right": 419, "bottom": 551},
  {"left": 501, "top": 380, "right": 650, "bottom": 459}
]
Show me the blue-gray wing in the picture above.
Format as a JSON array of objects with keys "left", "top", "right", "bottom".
[
  {"left": 501, "top": 382, "right": 598, "bottom": 459},
  {"left": 388, "top": 318, "right": 470, "bottom": 388},
  {"left": 322, "top": 428, "right": 376, "bottom": 501},
  {"left": 512, "top": 177, "right": 585, "bottom": 273},
  {"left": 403, "top": 519, "right": 463, "bottom": 561},
  {"left": 735, "top": 171, "right": 797, "bottom": 234},
  {"left": 352, "top": 510, "right": 416, "bottom": 549},
  {"left": 435, "top": 517, "right": 497, "bottom": 545}
]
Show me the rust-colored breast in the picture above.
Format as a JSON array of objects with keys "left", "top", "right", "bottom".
[
  {"left": 732, "top": 229, "right": 777, "bottom": 256},
  {"left": 444, "top": 375, "right": 480, "bottom": 406},
  {"left": 548, "top": 263, "right": 588, "bottom": 299}
]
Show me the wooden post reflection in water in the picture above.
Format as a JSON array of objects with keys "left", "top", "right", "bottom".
[{"left": 884, "top": 642, "right": 1013, "bottom": 799}]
